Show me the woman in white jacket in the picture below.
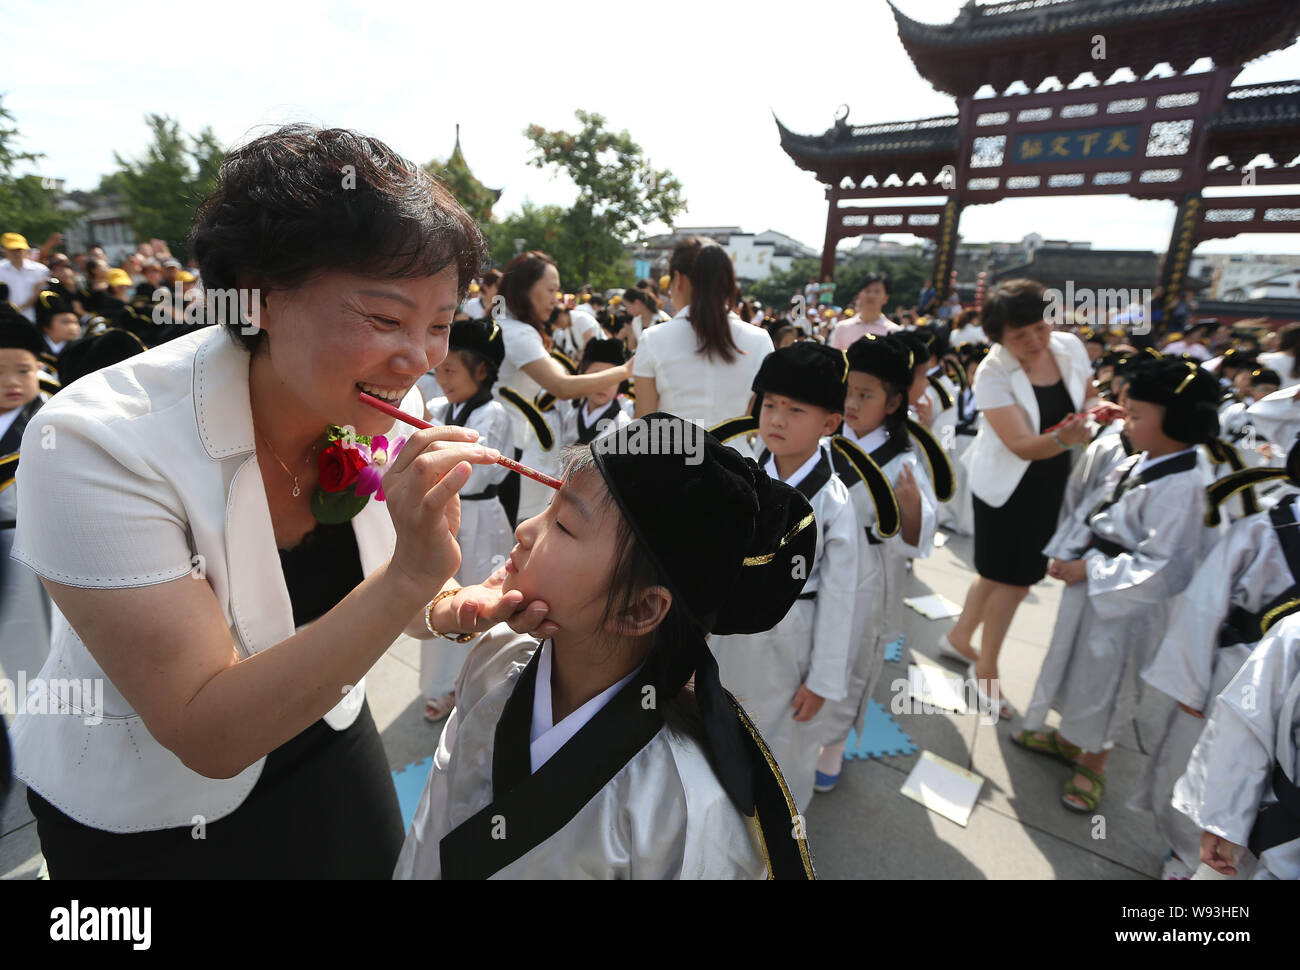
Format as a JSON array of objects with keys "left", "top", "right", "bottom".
[
  {"left": 940, "top": 280, "right": 1092, "bottom": 719},
  {"left": 8, "top": 125, "right": 555, "bottom": 878}
]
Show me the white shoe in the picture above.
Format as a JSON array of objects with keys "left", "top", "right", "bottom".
[
  {"left": 968, "top": 663, "right": 1015, "bottom": 720},
  {"left": 937, "top": 633, "right": 974, "bottom": 665}
]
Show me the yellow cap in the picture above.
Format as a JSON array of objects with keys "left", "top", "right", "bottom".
[
  {"left": 659, "top": 274, "right": 671, "bottom": 290},
  {"left": 468, "top": 281, "right": 480, "bottom": 293},
  {"left": 177, "top": 271, "right": 195, "bottom": 283},
  {"left": 1, "top": 232, "right": 29, "bottom": 250},
  {"left": 610, "top": 295, "right": 621, "bottom": 305},
  {"left": 106, "top": 268, "right": 133, "bottom": 287},
  {"left": 843, "top": 308, "right": 855, "bottom": 317}
]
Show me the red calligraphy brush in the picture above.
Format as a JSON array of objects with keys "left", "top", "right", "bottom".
[{"left": 358, "top": 391, "right": 563, "bottom": 490}]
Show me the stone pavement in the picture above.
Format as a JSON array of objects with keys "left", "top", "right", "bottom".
[{"left": 0, "top": 530, "right": 1167, "bottom": 879}]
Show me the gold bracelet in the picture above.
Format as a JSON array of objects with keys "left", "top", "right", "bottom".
[{"left": 425, "top": 587, "right": 476, "bottom": 643}]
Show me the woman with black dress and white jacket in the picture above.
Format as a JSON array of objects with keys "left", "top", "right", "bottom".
[
  {"left": 939, "top": 280, "right": 1092, "bottom": 719},
  {"left": 7, "top": 125, "right": 559, "bottom": 878}
]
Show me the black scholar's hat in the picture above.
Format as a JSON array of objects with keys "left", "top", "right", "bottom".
[
  {"left": 1125, "top": 358, "right": 1220, "bottom": 445},
  {"left": 846, "top": 335, "right": 913, "bottom": 390},
  {"left": 751, "top": 341, "right": 849, "bottom": 413},
  {"left": 449, "top": 318, "right": 505, "bottom": 370}
]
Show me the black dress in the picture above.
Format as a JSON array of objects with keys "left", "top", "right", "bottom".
[
  {"left": 972, "top": 380, "right": 1075, "bottom": 586},
  {"left": 27, "top": 520, "right": 406, "bottom": 879}
]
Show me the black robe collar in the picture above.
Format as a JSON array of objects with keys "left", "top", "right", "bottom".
[
  {"left": 438, "top": 640, "right": 815, "bottom": 880},
  {"left": 1087, "top": 449, "right": 1199, "bottom": 524},
  {"left": 576, "top": 399, "right": 623, "bottom": 445},
  {"left": 757, "top": 447, "right": 834, "bottom": 502},
  {"left": 446, "top": 387, "right": 494, "bottom": 428}
]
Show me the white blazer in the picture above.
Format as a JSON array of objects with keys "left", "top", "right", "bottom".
[
  {"left": 961, "top": 330, "right": 1091, "bottom": 508},
  {"left": 8, "top": 326, "right": 425, "bottom": 832}
]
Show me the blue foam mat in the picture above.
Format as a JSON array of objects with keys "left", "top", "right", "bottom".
[
  {"left": 884, "top": 636, "right": 904, "bottom": 663},
  {"left": 392, "top": 755, "right": 434, "bottom": 831},
  {"left": 844, "top": 698, "right": 918, "bottom": 760}
]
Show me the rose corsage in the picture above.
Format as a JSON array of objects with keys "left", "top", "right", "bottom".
[{"left": 312, "top": 424, "right": 407, "bottom": 524}]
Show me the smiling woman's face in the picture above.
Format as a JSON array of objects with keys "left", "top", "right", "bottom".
[{"left": 258, "top": 266, "right": 460, "bottom": 436}]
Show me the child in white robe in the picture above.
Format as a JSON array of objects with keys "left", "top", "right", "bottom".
[
  {"left": 419, "top": 320, "right": 514, "bottom": 723},
  {"left": 707, "top": 342, "right": 871, "bottom": 812},
  {"left": 394, "top": 414, "right": 819, "bottom": 879},
  {"left": 558, "top": 338, "right": 633, "bottom": 447},
  {"left": 815, "top": 335, "right": 933, "bottom": 793},
  {"left": 1173, "top": 610, "right": 1300, "bottom": 880},
  {"left": 1014, "top": 358, "right": 1224, "bottom": 813},
  {"left": 1137, "top": 448, "right": 1300, "bottom": 878}
]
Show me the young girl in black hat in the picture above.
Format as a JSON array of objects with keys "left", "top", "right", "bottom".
[
  {"left": 420, "top": 319, "right": 515, "bottom": 722},
  {"left": 394, "top": 414, "right": 817, "bottom": 878},
  {"left": 1016, "top": 358, "right": 1224, "bottom": 813}
]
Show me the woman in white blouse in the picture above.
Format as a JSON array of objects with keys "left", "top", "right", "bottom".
[
  {"left": 8, "top": 125, "right": 556, "bottom": 878},
  {"left": 491, "top": 251, "right": 632, "bottom": 523},
  {"left": 633, "top": 238, "right": 773, "bottom": 427},
  {"left": 941, "top": 280, "right": 1092, "bottom": 719}
]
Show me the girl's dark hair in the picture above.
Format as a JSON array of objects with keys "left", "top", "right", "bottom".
[
  {"left": 859, "top": 272, "right": 891, "bottom": 297},
  {"left": 954, "top": 307, "right": 980, "bottom": 329},
  {"left": 189, "top": 124, "right": 484, "bottom": 353},
  {"left": 623, "top": 287, "right": 658, "bottom": 313},
  {"left": 981, "top": 278, "right": 1049, "bottom": 343},
  {"left": 669, "top": 237, "right": 742, "bottom": 364},
  {"left": 562, "top": 448, "right": 706, "bottom": 743},
  {"left": 480, "top": 268, "right": 503, "bottom": 288},
  {"left": 499, "top": 250, "right": 556, "bottom": 337},
  {"left": 451, "top": 348, "right": 497, "bottom": 390}
]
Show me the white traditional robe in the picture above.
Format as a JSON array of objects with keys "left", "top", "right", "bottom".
[
  {"left": 1134, "top": 494, "right": 1300, "bottom": 868},
  {"left": 394, "top": 624, "right": 772, "bottom": 879},
  {"left": 559, "top": 395, "right": 633, "bottom": 448},
  {"left": 420, "top": 395, "right": 514, "bottom": 700},
  {"left": 708, "top": 446, "right": 871, "bottom": 812},
  {"left": 1023, "top": 449, "right": 1221, "bottom": 753},
  {"left": 1059, "top": 423, "right": 1132, "bottom": 526},
  {"left": 1173, "top": 614, "right": 1300, "bottom": 881}
]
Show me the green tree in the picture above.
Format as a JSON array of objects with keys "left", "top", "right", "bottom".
[
  {"left": 483, "top": 201, "right": 632, "bottom": 293},
  {"left": 0, "top": 96, "right": 79, "bottom": 243},
  {"left": 524, "top": 110, "right": 684, "bottom": 285},
  {"left": 110, "top": 114, "right": 225, "bottom": 260},
  {"left": 744, "top": 257, "right": 821, "bottom": 311}
]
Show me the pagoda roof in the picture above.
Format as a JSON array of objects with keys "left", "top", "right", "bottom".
[
  {"left": 776, "top": 79, "right": 1300, "bottom": 185},
  {"left": 889, "top": 0, "right": 1300, "bottom": 97}
]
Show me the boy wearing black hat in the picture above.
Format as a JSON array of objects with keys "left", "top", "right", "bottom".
[
  {"left": 708, "top": 342, "right": 871, "bottom": 811},
  {"left": 0, "top": 311, "right": 53, "bottom": 682},
  {"left": 1016, "top": 359, "right": 1224, "bottom": 814},
  {"left": 34, "top": 286, "right": 82, "bottom": 376},
  {"left": 419, "top": 318, "right": 514, "bottom": 723},
  {"left": 561, "top": 338, "right": 632, "bottom": 446}
]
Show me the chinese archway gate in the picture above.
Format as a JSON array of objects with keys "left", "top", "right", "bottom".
[{"left": 776, "top": 0, "right": 1300, "bottom": 312}]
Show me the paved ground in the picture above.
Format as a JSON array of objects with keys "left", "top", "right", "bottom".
[{"left": 0, "top": 530, "right": 1168, "bottom": 879}]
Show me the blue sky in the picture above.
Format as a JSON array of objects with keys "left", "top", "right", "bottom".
[{"left": 5, "top": 0, "right": 1298, "bottom": 256}]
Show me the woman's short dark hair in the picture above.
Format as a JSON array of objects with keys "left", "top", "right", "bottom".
[
  {"left": 981, "top": 278, "right": 1049, "bottom": 343},
  {"left": 480, "top": 268, "right": 503, "bottom": 289},
  {"left": 190, "top": 124, "right": 483, "bottom": 353},
  {"left": 669, "top": 237, "right": 741, "bottom": 364},
  {"left": 499, "top": 250, "right": 557, "bottom": 336}
]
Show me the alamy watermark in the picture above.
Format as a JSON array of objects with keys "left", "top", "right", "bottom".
[
  {"left": 0, "top": 671, "right": 105, "bottom": 726},
  {"left": 151, "top": 284, "right": 261, "bottom": 335},
  {"left": 1044, "top": 281, "right": 1152, "bottom": 335},
  {"left": 590, "top": 416, "right": 705, "bottom": 465}
]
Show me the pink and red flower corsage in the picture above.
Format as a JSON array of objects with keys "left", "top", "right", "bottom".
[{"left": 312, "top": 424, "right": 407, "bottom": 523}]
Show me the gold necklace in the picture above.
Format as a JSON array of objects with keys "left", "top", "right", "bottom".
[{"left": 257, "top": 428, "right": 317, "bottom": 498}]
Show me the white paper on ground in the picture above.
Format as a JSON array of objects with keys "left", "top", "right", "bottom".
[
  {"left": 933, "top": 532, "right": 948, "bottom": 548},
  {"left": 907, "top": 660, "right": 969, "bottom": 715},
  {"left": 900, "top": 750, "right": 985, "bottom": 827},
  {"left": 904, "top": 593, "right": 962, "bottom": 619}
]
